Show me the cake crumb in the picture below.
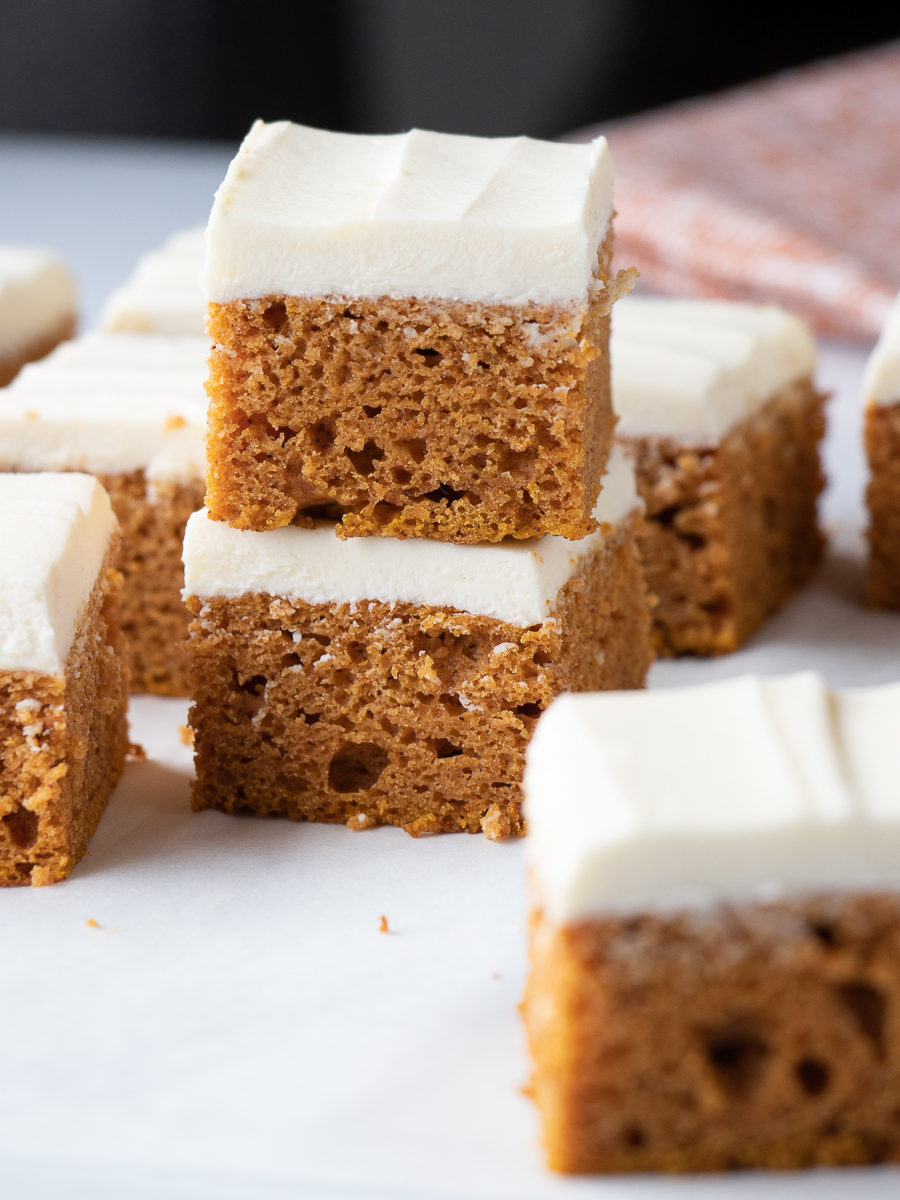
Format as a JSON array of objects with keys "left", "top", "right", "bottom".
[
  {"left": 481, "top": 803, "right": 512, "bottom": 842},
  {"left": 127, "top": 741, "right": 146, "bottom": 761},
  {"left": 85, "top": 918, "right": 100, "bottom": 928},
  {"left": 179, "top": 724, "right": 195, "bottom": 746},
  {"left": 379, "top": 915, "right": 389, "bottom": 934}
]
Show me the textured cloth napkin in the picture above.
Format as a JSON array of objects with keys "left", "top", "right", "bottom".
[{"left": 571, "top": 42, "right": 900, "bottom": 343}]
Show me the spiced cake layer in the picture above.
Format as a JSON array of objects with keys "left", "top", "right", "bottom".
[
  {"left": 0, "top": 473, "right": 128, "bottom": 886},
  {"left": 864, "top": 292, "right": 900, "bottom": 608},
  {"left": 612, "top": 297, "right": 824, "bottom": 655},
  {"left": 523, "top": 673, "right": 900, "bottom": 1173},
  {"left": 0, "top": 333, "right": 207, "bottom": 694},
  {"left": 203, "top": 121, "right": 633, "bottom": 542},
  {"left": 184, "top": 446, "right": 651, "bottom": 840},
  {"left": 100, "top": 227, "right": 206, "bottom": 336},
  {"left": 0, "top": 247, "right": 76, "bottom": 387}
]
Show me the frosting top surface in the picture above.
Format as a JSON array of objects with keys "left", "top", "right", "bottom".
[
  {"left": 183, "top": 445, "right": 640, "bottom": 627},
  {"left": 202, "top": 122, "right": 615, "bottom": 305},
  {"left": 611, "top": 296, "right": 817, "bottom": 441},
  {"left": 0, "top": 473, "right": 117, "bottom": 673},
  {"left": 0, "top": 246, "right": 76, "bottom": 357},
  {"left": 863, "top": 289, "right": 900, "bottom": 405},
  {"left": 0, "top": 333, "right": 208, "bottom": 484},
  {"left": 100, "top": 227, "right": 207, "bottom": 336},
  {"left": 524, "top": 672, "right": 900, "bottom": 922}
]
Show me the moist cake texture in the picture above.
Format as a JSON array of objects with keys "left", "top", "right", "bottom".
[
  {"left": 612, "top": 297, "right": 824, "bottom": 655},
  {"left": 0, "top": 333, "right": 207, "bottom": 694},
  {"left": 864, "top": 292, "right": 900, "bottom": 608},
  {"left": 100, "top": 227, "right": 206, "bottom": 336},
  {"left": 523, "top": 674, "right": 900, "bottom": 1172},
  {"left": 0, "top": 474, "right": 128, "bottom": 885},
  {"left": 202, "top": 122, "right": 632, "bottom": 542},
  {"left": 0, "top": 247, "right": 76, "bottom": 386},
  {"left": 185, "top": 448, "right": 651, "bottom": 839}
]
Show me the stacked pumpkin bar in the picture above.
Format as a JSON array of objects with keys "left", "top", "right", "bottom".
[
  {"left": 0, "top": 246, "right": 76, "bottom": 386},
  {"left": 184, "top": 121, "right": 651, "bottom": 839},
  {"left": 864, "top": 291, "right": 900, "bottom": 608}
]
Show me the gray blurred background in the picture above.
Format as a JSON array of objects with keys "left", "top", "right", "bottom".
[{"left": 1, "top": 0, "right": 898, "bottom": 141}]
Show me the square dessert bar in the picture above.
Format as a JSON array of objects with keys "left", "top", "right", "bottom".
[
  {"left": 0, "top": 473, "right": 128, "bottom": 886},
  {"left": 864, "top": 292, "right": 900, "bottom": 608},
  {"left": 184, "top": 447, "right": 651, "bottom": 840},
  {"left": 523, "top": 673, "right": 900, "bottom": 1173},
  {"left": 202, "top": 122, "right": 632, "bottom": 543},
  {"left": 0, "top": 247, "right": 76, "bottom": 386},
  {"left": 612, "top": 297, "right": 824, "bottom": 655},
  {"left": 0, "top": 333, "right": 207, "bottom": 695},
  {"left": 100, "top": 227, "right": 207, "bottom": 337}
]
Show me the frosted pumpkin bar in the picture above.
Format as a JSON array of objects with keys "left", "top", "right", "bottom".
[
  {"left": 0, "top": 247, "right": 76, "bottom": 386},
  {"left": 523, "top": 672, "right": 900, "bottom": 1173},
  {"left": 0, "top": 473, "right": 127, "bottom": 886},
  {"left": 0, "top": 333, "right": 207, "bottom": 694},
  {"left": 183, "top": 447, "right": 651, "bottom": 840},
  {"left": 612, "top": 296, "right": 824, "bottom": 655},
  {"left": 863, "top": 291, "right": 900, "bottom": 608},
  {"left": 201, "top": 121, "right": 631, "bottom": 542}
]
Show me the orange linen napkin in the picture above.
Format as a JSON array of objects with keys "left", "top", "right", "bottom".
[{"left": 570, "top": 42, "right": 900, "bottom": 342}]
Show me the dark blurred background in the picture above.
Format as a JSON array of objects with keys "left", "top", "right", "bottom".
[{"left": 0, "top": 0, "right": 898, "bottom": 141}]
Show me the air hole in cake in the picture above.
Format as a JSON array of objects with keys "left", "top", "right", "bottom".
[
  {"left": 3, "top": 805, "right": 39, "bottom": 850},
  {"left": 499, "top": 446, "right": 538, "bottom": 473},
  {"left": 795, "top": 1057, "right": 830, "bottom": 1096},
  {"left": 429, "top": 738, "right": 463, "bottom": 759},
  {"left": 296, "top": 503, "right": 351, "bottom": 522},
  {"left": 400, "top": 438, "right": 427, "bottom": 464},
  {"left": 373, "top": 501, "right": 402, "bottom": 527},
  {"left": 345, "top": 441, "right": 385, "bottom": 477},
  {"left": 680, "top": 532, "right": 707, "bottom": 551},
  {"left": 394, "top": 467, "right": 412, "bottom": 486},
  {"left": 309, "top": 422, "right": 336, "bottom": 452},
  {"left": 262, "top": 301, "right": 288, "bottom": 331},
  {"left": 362, "top": 405, "right": 382, "bottom": 418},
  {"left": 281, "top": 653, "right": 302, "bottom": 669},
  {"left": 347, "top": 641, "right": 367, "bottom": 664},
  {"left": 653, "top": 505, "right": 681, "bottom": 529},
  {"left": 705, "top": 1029, "right": 768, "bottom": 1097},
  {"left": 809, "top": 919, "right": 840, "bottom": 948},
  {"left": 413, "top": 348, "right": 440, "bottom": 365},
  {"left": 423, "top": 484, "right": 466, "bottom": 504},
  {"left": 837, "top": 982, "right": 887, "bottom": 1058},
  {"left": 439, "top": 693, "right": 465, "bottom": 717},
  {"left": 622, "top": 1124, "right": 646, "bottom": 1149},
  {"left": 298, "top": 710, "right": 320, "bottom": 726},
  {"left": 14, "top": 861, "right": 34, "bottom": 879},
  {"left": 328, "top": 742, "right": 389, "bottom": 793},
  {"left": 516, "top": 702, "right": 544, "bottom": 719},
  {"left": 236, "top": 674, "right": 267, "bottom": 696}
]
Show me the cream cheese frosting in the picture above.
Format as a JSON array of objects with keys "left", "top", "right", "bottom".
[
  {"left": 863, "top": 290, "right": 900, "bottom": 406},
  {"left": 525, "top": 672, "right": 900, "bottom": 923},
  {"left": 100, "top": 227, "right": 206, "bottom": 337},
  {"left": 0, "top": 333, "right": 208, "bottom": 486},
  {"left": 202, "top": 122, "right": 615, "bottom": 307},
  {"left": 183, "top": 445, "right": 640, "bottom": 625},
  {"left": 0, "top": 473, "right": 117, "bottom": 674},
  {"left": 611, "top": 296, "right": 818, "bottom": 442},
  {"left": 0, "top": 247, "right": 76, "bottom": 358}
]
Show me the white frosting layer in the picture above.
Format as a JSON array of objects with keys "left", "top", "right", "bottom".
[
  {"left": 184, "top": 445, "right": 639, "bottom": 625},
  {"left": 0, "top": 473, "right": 116, "bottom": 673},
  {"left": 524, "top": 672, "right": 900, "bottom": 923},
  {"left": 0, "top": 333, "right": 207, "bottom": 486},
  {"left": 611, "top": 296, "right": 818, "bottom": 442},
  {"left": 0, "top": 247, "right": 76, "bottom": 358},
  {"left": 863, "top": 290, "right": 900, "bottom": 406},
  {"left": 100, "top": 228, "right": 206, "bottom": 336},
  {"left": 202, "top": 122, "right": 615, "bottom": 306}
]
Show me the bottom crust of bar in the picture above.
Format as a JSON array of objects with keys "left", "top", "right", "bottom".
[
  {"left": 865, "top": 401, "right": 900, "bottom": 609},
  {"left": 621, "top": 378, "right": 825, "bottom": 656},
  {"left": 187, "top": 518, "right": 651, "bottom": 839},
  {"left": 524, "top": 895, "right": 900, "bottom": 1173},
  {"left": 0, "top": 550, "right": 129, "bottom": 885},
  {"left": 101, "top": 471, "right": 206, "bottom": 695},
  {"left": 0, "top": 314, "right": 76, "bottom": 388}
]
